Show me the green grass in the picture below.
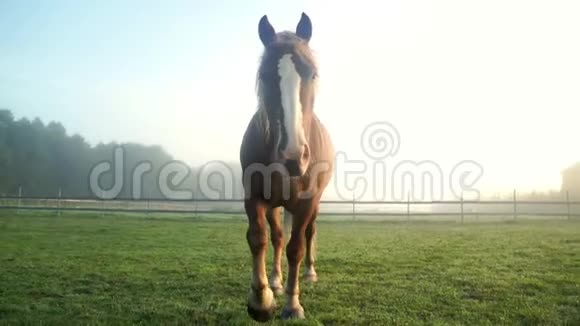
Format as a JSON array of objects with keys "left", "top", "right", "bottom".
[{"left": 0, "top": 211, "right": 579, "bottom": 325}]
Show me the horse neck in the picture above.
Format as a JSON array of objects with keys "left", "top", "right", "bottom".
[{"left": 253, "top": 106, "right": 326, "bottom": 151}]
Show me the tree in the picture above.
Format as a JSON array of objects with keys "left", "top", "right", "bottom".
[{"left": 0, "top": 109, "right": 232, "bottom": 199}]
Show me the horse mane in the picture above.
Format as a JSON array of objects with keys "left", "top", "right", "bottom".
[{"left": 254, "top": 74, "right": 270, "bottom": 143}]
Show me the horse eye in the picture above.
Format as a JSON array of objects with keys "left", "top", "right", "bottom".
[{"left": 312, "top": 73, "right": 318, "bottom": 80}]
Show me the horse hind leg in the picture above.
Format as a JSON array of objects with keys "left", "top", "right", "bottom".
[
  {"left": 304, "top": 212, "right": 318, "bottom": 283},
  {"left": 245, "top": 199, "right": 276, "bottom": 322},
  {"left": 266, "top": 206, "right": 284, "bottom": 296}
]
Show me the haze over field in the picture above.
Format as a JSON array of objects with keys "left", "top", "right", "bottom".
[{"left": 1, "top": 0, "right": 579, "bottom": 200}]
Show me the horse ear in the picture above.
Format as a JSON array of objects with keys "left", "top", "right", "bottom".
[
  {"left": 258, "top": 15, "right": 276, "bottom": 46},
  {"left": 296, "top": 12, "right": 312, "bottom": 42}
]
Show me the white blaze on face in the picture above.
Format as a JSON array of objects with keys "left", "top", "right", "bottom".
[{"left": 277, "top": 54, "right": 306, "bottom": 159}]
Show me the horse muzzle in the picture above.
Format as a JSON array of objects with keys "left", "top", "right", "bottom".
[{"left": 280, "top": 143, "right": 310, "bottom": 177}]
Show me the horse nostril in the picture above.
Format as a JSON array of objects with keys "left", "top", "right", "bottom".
[{"left": 301, "top": 144, "right": 310, "bottom": 163}]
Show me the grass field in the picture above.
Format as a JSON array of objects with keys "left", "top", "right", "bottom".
[{"left": 0, "top": 211, "right": 579, "bottom": 325}]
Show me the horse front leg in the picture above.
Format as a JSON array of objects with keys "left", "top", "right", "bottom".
[
  {"left": 245, "top": 199, "right": 276, "bottom": 322},
  {"left": 281, "top": 205, "right": 315, "bottom": 320},
  {"left": 266, "top": 207, "right": 284, "bottom": 296}
]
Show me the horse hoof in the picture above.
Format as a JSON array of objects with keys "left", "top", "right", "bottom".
[
  {"left": 247, "top": 304, "right": 275, "bottom": 322},
  {"left": 271, "top": 286, "right": 284, "bottom": 296},
  {"left": 304, "top": 273, "right": 318, "bottom": 283},
  {"left": 281, "top": 305, "right": 305, "bottom": 320}
]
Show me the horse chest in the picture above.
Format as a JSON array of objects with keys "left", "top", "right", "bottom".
[{"left": 259, "top": 173, "right": 310, "bottom": 206}]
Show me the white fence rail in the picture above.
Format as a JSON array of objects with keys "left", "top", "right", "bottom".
[{"left": 1, "top": 194, "right": 579, "bottom": 222}]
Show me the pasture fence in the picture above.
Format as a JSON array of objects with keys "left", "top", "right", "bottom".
[{"left": 1, "top": 189, "right": 580, "bottom": 223}]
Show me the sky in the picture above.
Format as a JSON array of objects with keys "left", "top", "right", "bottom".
[{"left": 1, "top": 0, "right": 579, "bottom": 199}]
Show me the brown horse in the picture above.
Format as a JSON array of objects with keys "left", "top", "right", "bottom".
[{"left": 239, "top": 12, "right": 335, "bottom": 322}]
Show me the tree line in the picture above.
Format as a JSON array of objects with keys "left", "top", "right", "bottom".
[
  {"left": 0, "top": 109, "right": 244, "bottom": 199},
  {"left": 1, "top": 108, "right": 576, "bottom": 201}
]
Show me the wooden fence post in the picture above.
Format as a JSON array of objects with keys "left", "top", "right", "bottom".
[
  {"left": 566, "top": 190, "right": 571, "bottom": 220},
  {"left": 146, "top": 191, "right": 150, "bottom": 217},
  {"left": 460, "top": 193, "right": 464, "bottom": 224},
  {"left": 57, "top": 187, "right": 62, "bottom": 216},
  {"left": 352, "top": 192, "right": 356, "bottom": 222},
  {"left": 513, "top": 189, "right": 517, "bottom": 221},
  {"left": 17, "top": 186, "right": 22, "bottom": 215},
  {"left": 100, "top": 190, "right": 105, "bottom": 217},
  {"left": 407, "top": 192, "right": 411, "bottom": 221}
]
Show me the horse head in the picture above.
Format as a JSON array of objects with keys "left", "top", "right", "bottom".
[{"left": 256, "top": 13, "right": 318, "bottom": 177}]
